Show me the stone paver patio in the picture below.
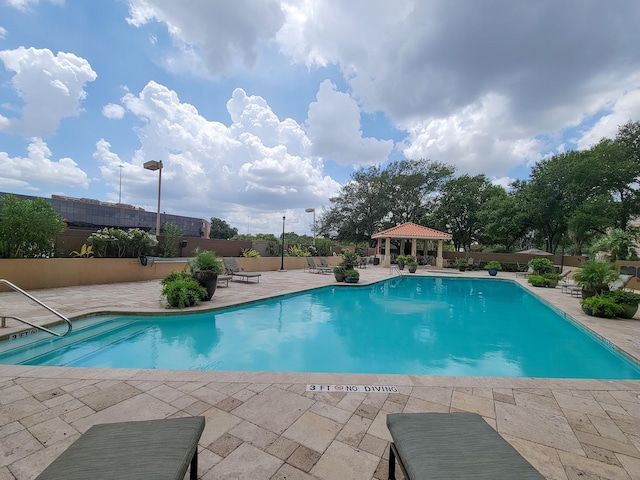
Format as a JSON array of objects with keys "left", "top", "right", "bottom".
[{"left": 1, "top": 266, "right": 640, "bottom": 479}]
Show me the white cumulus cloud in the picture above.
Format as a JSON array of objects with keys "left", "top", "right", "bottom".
[
  {"left": 101, "top": 103, "right": 126, "bottom": 120},
  {"left": 306, "top": 80, "right": 393, "bottom": 166},
  {"left": 0, "top": 137, "right": 89, "bottom": 189},
  {"left": 0, "top": 47, "right": 97, "bottom": 137}
]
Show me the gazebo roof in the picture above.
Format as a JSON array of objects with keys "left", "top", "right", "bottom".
[{"left": 371, "top": 222, "right": 451, "bottom": 240}]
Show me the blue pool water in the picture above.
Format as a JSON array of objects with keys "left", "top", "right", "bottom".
[{"left": 2, "top": 277, "right": 640, "bottom": 378}]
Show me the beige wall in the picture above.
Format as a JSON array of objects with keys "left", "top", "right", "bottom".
[{"left": 0, "top": 256, "right": 341, "bottom": 291}]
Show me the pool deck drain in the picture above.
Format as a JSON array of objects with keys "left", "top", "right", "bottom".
[{"left": 1, "top": 267, "right": 640, "bottom": 479}]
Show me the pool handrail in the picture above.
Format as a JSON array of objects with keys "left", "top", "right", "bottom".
[{"left": 0, "top": 279, "right": 72, "bottom": 337}]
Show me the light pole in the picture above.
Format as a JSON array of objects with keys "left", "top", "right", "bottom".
[
  {"left": 118, "top": 164, "right": 124, "bottom": 204},
  {"left": 305, "top": 207, "right": 316, "bottom": 247},
  {"left": 143, "top": 160, "right": 163, "bottom": 236},
  {"left": 280, "top": 216, "right": 286, "bottom": 271}
]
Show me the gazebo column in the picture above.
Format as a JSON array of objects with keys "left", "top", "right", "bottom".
[
  {"left": 384, "top": 237, "right": 391, "bottom": 267},
  {"left": 411, "top": 239, "right": 417, "bottom": 258},
  {"left": 436, "top": 239, "right": 444, "bottom": 268}
]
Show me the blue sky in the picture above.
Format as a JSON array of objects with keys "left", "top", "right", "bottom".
[{"left": 2, "top": 0, "right": 640, "bottom": 237}]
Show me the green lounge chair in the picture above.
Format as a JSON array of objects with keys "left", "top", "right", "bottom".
[
  {"left": 386, "top": 412, "right": 544, "bottom": 479},
  {"left": 36, "top": 416, "right": 205, "bottom": 480},
  {"left": 223, "top": 257, "right": 262, "bottom": 283}
]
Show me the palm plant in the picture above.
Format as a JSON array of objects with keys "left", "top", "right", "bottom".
[{"left": 573, "top": 260, "right": 618, "bottom": 298}]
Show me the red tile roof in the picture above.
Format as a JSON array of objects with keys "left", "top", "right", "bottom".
[{"left": 371, "top": 222, "right": 451, "bottom": 239}]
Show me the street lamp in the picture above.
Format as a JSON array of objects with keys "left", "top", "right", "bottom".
[
  {"left": 118, "top": 164, "right": 124, "bottom": 204},
  {"left": 305, "top": 207, "right": 316, "bottom": 247},
  {"left": 280, "top": 216, "right": 286, "bottom": 271},
  {"left": 143, "top": 160, "right": 163, "bottom": 236}
]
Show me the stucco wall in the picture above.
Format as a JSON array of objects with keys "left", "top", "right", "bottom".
[{"left": 0, "top": 256, "right": 341, "bottom": 291}]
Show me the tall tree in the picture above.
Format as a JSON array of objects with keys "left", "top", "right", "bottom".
[
  {"left": 432, "top": 174, "right": 502, "bottom": 251},
  {"left": 320, "top": 159, "right": 454, "bottom": 242},
  {"left": 477, "top": 189, "right": 527, "bottom": 252},
  {"left": 0, "top": 194, "right": 65, "bottom": 258},
  {"left": 209, "top": 217, "right": 238, "bottom": 239}
]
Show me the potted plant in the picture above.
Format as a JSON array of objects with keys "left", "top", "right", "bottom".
[
  {"left": 187, "top": 248, "right": 224, "bottom": 300},
  {"left": 528, "top": 258, "right": 554, "bottom": 275},
  {"left": 341, "top": 251, "right": 359, "bottom": 270},
  {"left": 581, "top": 295, "right": 624, "bottom": 318},
  {"left": 406, "top": 256, "right": 418, "bottom": 273},
  {"left": 333, "top": 265, "right": 346, "bottom": 282},
  {"left": 454, "top": 258, "right": 468, "bottom": 271},
  {"left": 543, "top": 272, "right": 562, "bottom": 288},
  {"left": 344, "top": 269, "right": 360, "bottom": 283},
  {"left": 395, "top": 255, "right": 407, "bottom": 270},
  {"left": 484, "top": 260, "right": 502, "bottom": 276},
  {"left": 601, "top": 290, "right": 640, "bottom": 319},
  {"left": 160, "top": 271, "right": 208, "bottom": 308},
  {"left": 573, "top": 260, "right": 618, "bottom": 299},
  {"left": 527, "top": 274, "right": 547, "bottom": 287}
]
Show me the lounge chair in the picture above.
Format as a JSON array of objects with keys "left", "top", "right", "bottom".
[
  {"left": 217, "top": 274, "right": 233, "bottom": 287},
  {"left": 358, "top": 257, "right": 370, "bottom": 268},
  {"left": 222, "top": 257, "right": 262, "bottom": 283},
  {"left": 610, "top": 274, "right": 633, "bottom": 291},
  {"left": 305, "top": 257, "right": 332, "bottom": 274},
  {"left": 516, "top": 266, "right": 533, "bottom": 278},
  {"left": 319, "top": 257, "right": 331, "bottom": 268},
  {"left": 387, "top": 412, "right": 544, "bottom": 479},
  {"left": 36, "top": 416, "right": 205, "bottom": 480}
]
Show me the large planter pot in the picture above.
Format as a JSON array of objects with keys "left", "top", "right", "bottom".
[
  {"left": 344, "top": 276, "right": 359, "bottom": 283},
  {"left": 546, "top": 279, "right": 558, "bottom": 288},
  {"left": 334, "top": 272, "right": 345, "bottom": 282},
  {"left": 397, "top": 262, "right": 405, "bottom": 270},
  {"left": 488, "top": 269, "right": 498, "bottom": 276},
  {"left": 408, "top": 265, "right": 417, "bottom": 273},
  {"left": 192, "top": 270, "right": 218, "bottom": 300},
  {"left": 619, "top": 303, "right": 639, "bottom": 319}
]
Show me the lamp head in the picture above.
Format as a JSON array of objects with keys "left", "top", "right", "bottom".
[
  {"left": 305, "top": 208, "right": 315, "bottom": 213},
  {"left": 143, "top": 160, "right": 163, "bottom": 171}
]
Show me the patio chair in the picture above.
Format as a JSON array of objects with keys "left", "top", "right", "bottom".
[
  {"left": 319, "top": 257, "right": 331, "bottom": 268},
  {"left": 386, "top": 412, "right": 544, "bottom": 480},
  {"left": 222, "top": 257, "right": 262, "bottom": 283},
  {"left": 610, "top": 274, "right": 633, "bottom": 291},
  {"left": 516, "top": 266, "right": 534, "bottom": 278},
  {"left": 358, "top": 256, "right": 370, "bottom": 269},
  {"left": 306, "top": 257, "right": 332, "bottom": 274},
  {"left": 36, "top": 416, "right": 205, "bottom": 480}
]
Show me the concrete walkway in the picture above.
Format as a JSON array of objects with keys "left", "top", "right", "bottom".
[{"left": 1, "top": 267, "right": 640, "bottom": 479}]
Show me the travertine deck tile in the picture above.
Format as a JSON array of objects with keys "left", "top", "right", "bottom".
[{"left": 2, "top": 269, "right": 640, "bottom": 479}]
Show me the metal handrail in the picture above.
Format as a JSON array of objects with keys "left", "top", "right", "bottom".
[{"left": 0, "top": 279, "right": 72, "bottom": 337}]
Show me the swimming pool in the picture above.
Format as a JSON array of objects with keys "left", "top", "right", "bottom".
[{"left": 2, "top": 277, "right": 639, "bottom": 378}]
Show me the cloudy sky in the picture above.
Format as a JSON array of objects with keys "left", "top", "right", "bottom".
[{"left": 1, "top": 0, "right": 640, "bottom": 236}]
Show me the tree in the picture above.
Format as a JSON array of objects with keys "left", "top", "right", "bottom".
[
  {"left": 209, "top": 217, "right": 238, "bottom": 239},
  {"left": 161, "top": 223, "right": 182, "bottom": 257},
  {"left": 590, "top": 228, "right": 639, "bottom": 261},
  {"left": 320, "top": 159, "right": 454, "bottom": 242},
  {"left": 0, "top": 194, "right": 65, "bottom": 258},
  {"left": 432, "top": 174, "right": 502, "bottom": 251},
  {"left": 477, "top": 189, "right": 527, "bottom": 252}
]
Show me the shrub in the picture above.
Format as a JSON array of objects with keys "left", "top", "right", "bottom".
[
  {"left": 0, "top": 193, "right": 65, "bottom": 258},
  {"left": 161, "top": 270, "right": 191, "bottom": 286},
  {"left": 573, "top": 261, "right": 618, "bottom": 296},
  {"left": 528, "top": 274, "right": 547, "bottom": 287},
  {"left": 484, "top": 261, "right": 502, "bottom": 271},
  {"left": 288, "top": 244, "right": 310, "bottom": 257},
  {"left": 161, "top": 275, "right": 208, "bottom": 308},
  {"left": 341, "top": 251, "right": 359, "bottom": 270},
  {"left": 581, "top": 295, "right": 624, "bottom": 318},
  {"left": 160, "top": 223, "right": 182, "bottom": 258},
  {"left": 454, "top": 258, "right": 468, "bottom": 268},
  {"left": 601, "top": 290, "right": 640, "bottom": 305},
  {"left": 241, "top": 248, "right": 261, "bottom": 258},
  {"left": 187, "top": 248, "right": 223, "bottom": 274},
  {"left": 87, "top": 227, "right": 157, "bottom": 258},
  {"left": 395, "top": 255, "right": 408, "bottom": 265},
  {"left": 528, "top": 258, "right": 554, "bottom": 275},
  {"left": 344, "top": 268, "right": 360, "bottom": 278}
]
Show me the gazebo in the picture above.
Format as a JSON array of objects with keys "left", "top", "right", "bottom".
[{"left": 371, "top": 222, "right": 452, "bottom": 268}]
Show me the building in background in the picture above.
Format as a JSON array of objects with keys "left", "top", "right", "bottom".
[{"left": 1, "top": 192, "right": 210, "bottom": 238}]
